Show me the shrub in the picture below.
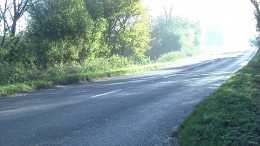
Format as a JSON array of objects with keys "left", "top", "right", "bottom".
[{"left": 0, "top": 63, "right": 40, "bottom": 84}]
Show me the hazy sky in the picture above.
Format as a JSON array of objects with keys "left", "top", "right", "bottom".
[{"left": 142, "top": 0, "right": 256, "bottom": 48}]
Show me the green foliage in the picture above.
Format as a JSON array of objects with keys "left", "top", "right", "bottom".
[
  {"left": 0, "top": 61, "right": 169, "bottom": 97},
  {"left": 26, "top": 0, "right": 150, "bottom": 67},
  {"left": 29, "top": 0, "right": 91, "bottom": 41},
  {"left": 28, "top": 0, "right": 103, "bottom": 67},
  {"left": 0, "top": 55, "right": 134, "bottom": 85},
  {"left": 147, "top": 16, "right": 201, "bottom": 60},
  {"left": 179, "top": 52, "right": 260, "bottom": 146},
  {"left": 0, "top": 0, "right": 34, "bottom": 55},
  {"left": 0, "top": 0, "right": 203, "bottom": 96},
  {"left": 147, "top": 17, "right": 181, "bottom": 59},
  {"left": 44, "top": 55, "right": 134, "bottom": 75},
  {"left": 157, "top": 48, "right": 201, "bottom": 63},
  {"left": 116, "top": 11, "right": 151, "bottom": 61},
  {"left": 85, "top": 0, "right": 151, "bottom": 60},
  {"left": 0, "top": 63, "right": 41, "bottom": 85}
]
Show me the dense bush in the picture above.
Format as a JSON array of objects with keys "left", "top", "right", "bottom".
[
  {"left": 0, "top": 55, "right": 136, "bottom": 85},
  {"left": 0, "top": 63, "right": 40, "bottom": 84}
]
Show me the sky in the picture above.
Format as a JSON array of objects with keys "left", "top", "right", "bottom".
[{"left": 142, "top": 0, "right": 256, "bottom": 49}]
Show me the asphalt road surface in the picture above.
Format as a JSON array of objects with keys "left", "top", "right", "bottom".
[{"left": 0, "top": 48, "right": 257, "bottom": 146}]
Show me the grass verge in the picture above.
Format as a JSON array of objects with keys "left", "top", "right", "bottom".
[
  {"left": 179, "top": 51, "right": 260, "bottom": 145},
  {"left": 0, "top": 62, "right": 170, "bottom": 97}
]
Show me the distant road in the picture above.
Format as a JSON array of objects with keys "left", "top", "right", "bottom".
[{"left": 0, "top": 48, "right": 257, "bottom": 146}]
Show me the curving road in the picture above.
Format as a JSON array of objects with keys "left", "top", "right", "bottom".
[{"left": 0, "top": 48, "right": 257, "bottom": 146}]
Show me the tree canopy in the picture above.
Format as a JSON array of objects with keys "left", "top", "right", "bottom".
[
  {"left": 0, "top": 0, "right": 203, "bottom": 84},
  {"left": 25, "top": 0, "right": 151, "bottom": 67},
  {"left": 146, "top": 16, "right": 201, "bottom": 60}
]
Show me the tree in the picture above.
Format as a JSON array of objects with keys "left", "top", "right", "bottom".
[
  {"left": 0, "top": 0, "right": 35, "bottom": 48},
  {"left": 0, "top": 0, "right": 37, "bottom": 63},
  {"left": 147, "top": 15, "right": 201, "bottom": 60},
  {"left": 28, "top": 0, "right": 99, "bottom": 67},
  {"left": 146, "top": 17, "right": 181, "bottom": 60},
  {"left": 251, "top": 0, "right": 260, "bottom": 32},
  {"left": 85, "top": 0, "right": 151, "bottom": 60},
  {"left": 250, "top": 0, "right": 260, "bottom": 48}
]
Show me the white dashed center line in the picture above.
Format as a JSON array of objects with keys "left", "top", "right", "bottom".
[
  {"left": 91, "top": 89, "right": 122, "bottom": 98},
  {"left": 164, "top": 74, "right": 175, "bottom": 79},
  {"left": 106, "top": 80, "right": 144, "bottom": 86}
]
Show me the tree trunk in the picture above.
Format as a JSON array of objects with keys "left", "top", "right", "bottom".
[{"left": 251, "top": 0, "right": 260, "bottom": 31}]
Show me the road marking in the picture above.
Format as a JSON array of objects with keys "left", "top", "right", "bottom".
[
  {"left": 106, "top": 80, "right": 144, "bottom": 86},
  {"left": 72, "top": 91, "right": 87, "bottom": 94},
  {"left": 164, "top": 74, "right": 175, "bottom": 79},
  {"left": 159, "top": 81, "right": 178, "bottom": 84},
  {"left": 91, "top": 89, "right": 122, "bottom": 98},
  {"left": 49, "top": 92, "right": 63, "bottom": 95}
]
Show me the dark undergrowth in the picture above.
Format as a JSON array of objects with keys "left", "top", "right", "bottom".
[{"left": 179, "top": 50, "right": 260, "bottom": 146}]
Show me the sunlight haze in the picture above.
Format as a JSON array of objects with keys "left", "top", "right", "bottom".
[{"left": 142, "top": 0, "right": 256, "bottom": 50}]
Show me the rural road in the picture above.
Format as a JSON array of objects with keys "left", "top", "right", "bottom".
[{"left": 0, "top": 48, "right": 257, "bottom": 146}]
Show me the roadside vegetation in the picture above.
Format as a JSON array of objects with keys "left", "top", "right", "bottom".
[
  {"left": 179, "top": 50, "right": 260, "bottom": 145},
  {"left": 0, "top": 0, "right": 202, "bottom": 96},
  {"left": 179, "top": 1, "right": 260, "bottom": 145}
]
